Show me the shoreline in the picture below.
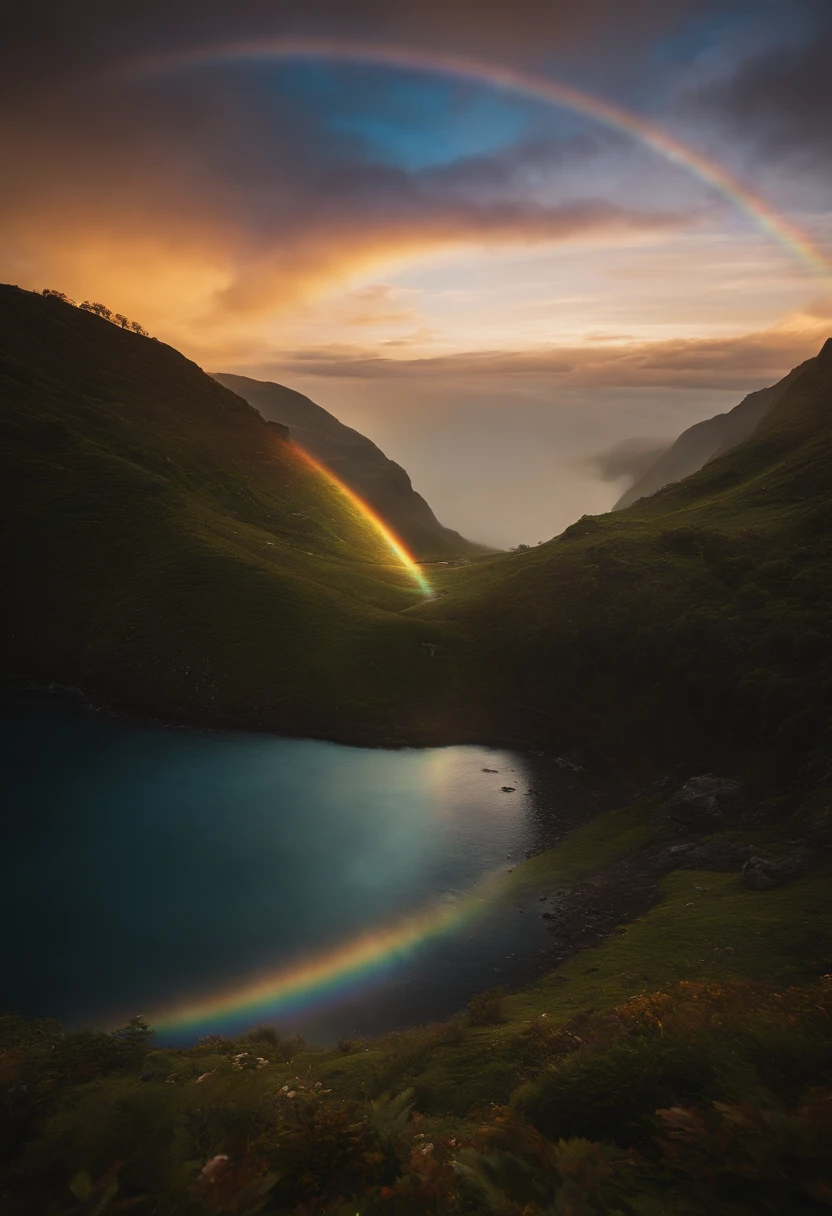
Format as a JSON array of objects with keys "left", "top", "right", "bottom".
[{"left": 0, "top": 673, "right": 596, "bottom": 761}]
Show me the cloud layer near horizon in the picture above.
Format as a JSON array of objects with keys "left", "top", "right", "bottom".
[{"left": 244, "top": 304, "right": 832, "bottom": 390}]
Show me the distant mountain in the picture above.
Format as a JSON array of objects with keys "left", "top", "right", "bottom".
[
  {"left": 613, "top": 358, "right": 814, "bottom": 509},
  {"left": 214, "top": 374, "right": 487, "bottom": 560}
]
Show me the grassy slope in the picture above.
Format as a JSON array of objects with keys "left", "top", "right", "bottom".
[
  {"left": 0, "top": 286, "right": 455, "bottom": 740},
  {"left": 613, "top": 358, "right": 809, "bottom": 509},
  {"left": 304, "top": 803, "right": 832, "bottom": 1110}
]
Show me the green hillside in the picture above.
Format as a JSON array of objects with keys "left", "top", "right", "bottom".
[
  {"left": 0, "top": 285, "right": 447, "bottom": 741},
  {"left": 2, "top": 283, "right": 831, "bottom": 775},
  {"left": 613, "top": 357, "right": 811, "bottom": 509}
]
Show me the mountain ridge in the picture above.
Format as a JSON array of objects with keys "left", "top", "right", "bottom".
[
  {"left": 2, "top": 282, "right": 831, "bottom": 774},
  {"left": 613, "top": 356, "right": 814, "bottom": 509},
  {"left": 213, "top": 373, "right": 488, "bottom": 560}
]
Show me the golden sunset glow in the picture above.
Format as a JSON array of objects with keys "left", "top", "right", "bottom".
[{"left": 2, "top": 6, "right": 830, "bottom": 545}]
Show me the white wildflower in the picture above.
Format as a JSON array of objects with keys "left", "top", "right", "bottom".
[{"left": 199, "top": 1155, "right": 229, "bottom": 1181}]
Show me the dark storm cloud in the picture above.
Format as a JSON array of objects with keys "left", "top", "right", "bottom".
[
  {"left": 0, "top": 4, "right": 690, "bottom": 317},
  {"left": 1, "top": 0, "right": 821, "bottom": 349},
  {"left": 684, "top": 10, "right": 832, "bottom": 174},
  {"left": 0, "top": 0, "right": 722, "bottom": 197},
  {"left": 2, "top": 1, "right": 721, "bottom": 95}
]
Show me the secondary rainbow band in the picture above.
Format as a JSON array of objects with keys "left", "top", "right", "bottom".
[
  {"left": 292, "top": 442, "right": 432, "bottom": 595},
  {"left": 139, "top": 38, "right": 832, "bottom": 288},
  {"left": 149, "top": 869, "right": 507, "bottom": 1038}
]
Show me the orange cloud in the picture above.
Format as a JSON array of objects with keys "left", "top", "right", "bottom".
[
  {"left": 1, "top": 183, "right": 688, "bottom": 359},
  {"left": 252, "top": 306, "right": 830, "bottom": 390}
]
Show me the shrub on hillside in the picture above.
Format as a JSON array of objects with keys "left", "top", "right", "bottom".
[
  {"left": 467, "top": 987, "right": 506, "bottom": 1027},
  {"left": 515, "top": 980, "right": 832, "bottom": 1150},
  {"left": 237, "top": 1025, "right": 305, "bottom": 1061},
  {"left": 514, "top": 1035, "right": 713, "bottom": 1148},
  {"left": 656, "top": 1092, "right": 832, "bottom": 1213}
]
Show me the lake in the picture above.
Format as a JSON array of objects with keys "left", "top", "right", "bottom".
[{"left": 0, "top": 694, "right": 567, "bottom": 1044}]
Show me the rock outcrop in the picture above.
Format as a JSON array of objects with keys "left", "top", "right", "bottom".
[
  {"left": 742, "top": 849, "right": 811, "bottom": 889},
  {"left": 667, "top": 774, "right": 743, "bottom": 828}
]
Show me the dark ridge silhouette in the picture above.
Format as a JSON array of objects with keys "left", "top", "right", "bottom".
[{"left": 613, "top": 357, "right": 814, "bottom": 509}]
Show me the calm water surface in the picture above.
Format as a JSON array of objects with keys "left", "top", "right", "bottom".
[{"left": 1, "top": 695, "right": 556, "bottom": 1043}]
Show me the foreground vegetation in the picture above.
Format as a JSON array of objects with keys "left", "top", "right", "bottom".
[
  {"left": 4, "top": 848, "right": 832, "bottom": 1210},
  {"left": 3, "top": 780, "right": 832, "bottom": 1213}
]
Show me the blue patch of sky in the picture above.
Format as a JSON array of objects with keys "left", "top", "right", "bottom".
[{"left": 261, "top": 61, "right": 582, "bottom": 171}]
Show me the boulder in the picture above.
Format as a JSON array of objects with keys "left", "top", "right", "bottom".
[
  {"left": 643, "top": 776, "right": 676, "bottom": 798},
  {"left": 801, "top": 808, "right": 832, "bottom": 848},
  {"left": 668, "top": 774, "right": 743, "bottom": 828},
  {"left": 742, "top": 848, "right": 810, "bottom": 890},
  {"left": 654, "top": 841, "right": 757, "bottom": 872},
  {"left": 671, "top": 845, "right": 717, "bottom": 868},
  {"left": 741, "top": 800, "right": 781, "bottom": 827}
]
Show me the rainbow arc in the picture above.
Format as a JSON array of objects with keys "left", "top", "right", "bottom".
[
  {"left": 138, "top": 37, "right": 832, "bottom": 288},
  {"left": 292, "top": 442, "right": 432, "bottom": 595}
]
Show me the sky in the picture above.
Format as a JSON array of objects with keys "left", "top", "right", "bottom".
[{"left": 2, "top": 1, "right": 831, "bottom": 546}]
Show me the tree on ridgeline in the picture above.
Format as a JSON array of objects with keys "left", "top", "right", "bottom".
[
  {"left": 79, "top": 301, "right": 113, "bottom": 320},
  {"left": 42, "top": 288, "right": 150, "bottom": 337},
  {"left": 41, "top": 288, "right": 76, "bottom": 305},
  {"left": 113, "top": 1014, "right": 153, "bottom": 1047}
]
